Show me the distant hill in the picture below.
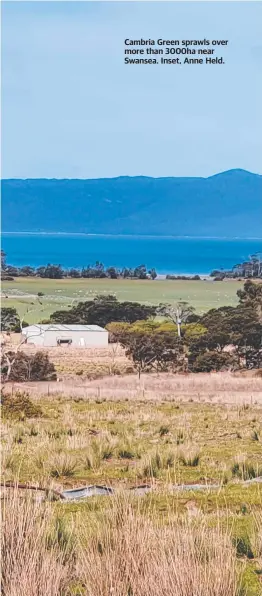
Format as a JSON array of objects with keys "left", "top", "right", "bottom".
[{"left": 2, "top": 169, "right": 262, "bottom": 237}]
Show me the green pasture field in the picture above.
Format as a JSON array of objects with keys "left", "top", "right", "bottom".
[{"left": 1, "top": 277, "right": 243, "bottom": 323}]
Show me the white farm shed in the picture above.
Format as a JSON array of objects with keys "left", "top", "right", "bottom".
[{"left": 22, "top": 324, "right": 108, "bottom": 348}]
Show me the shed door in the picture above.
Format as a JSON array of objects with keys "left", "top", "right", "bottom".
[{"left": 79, "top": 337, "right": 85, "bottom": 347}]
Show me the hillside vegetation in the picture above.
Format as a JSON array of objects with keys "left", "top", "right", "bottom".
[{"left": 2, "top": 169, "right": 262, "bottom": 236}]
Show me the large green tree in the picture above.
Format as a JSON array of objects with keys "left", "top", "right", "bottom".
[
  {"left": 50, "top": 295, "right": 157, "bottom": 327},
  {"left": 188, "top": 287, "right": 262, "bottom": 370},
  {"left": 1, "top": 308, "right": 21, "bottom": 332},
  {"left": 119, "top": 328, "right": 185, "bottom": 377}
]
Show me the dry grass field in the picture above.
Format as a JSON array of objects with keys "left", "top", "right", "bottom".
[
  {"left": 2, "top": 339, "right": 262, "bottom": 595},
  {"left": 2, "top": 380, "right": 262, "bottom": 594}
]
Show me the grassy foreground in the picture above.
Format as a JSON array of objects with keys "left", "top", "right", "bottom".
[
  {"left": 1, "top": 277, "right": 243, "bottom": 322},
  {"left": 2, "top": 389, "right": 262, "bottom": 595}
]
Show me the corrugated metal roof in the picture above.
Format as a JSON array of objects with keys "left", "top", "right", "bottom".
[{"left": 22, "top": 324, "right": 107, "bottom": 334}]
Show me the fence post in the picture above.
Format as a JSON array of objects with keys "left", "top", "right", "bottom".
[{"left": 47, "top": 384, "right": 50, "bottom": 396}]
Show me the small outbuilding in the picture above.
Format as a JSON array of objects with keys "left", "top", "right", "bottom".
[{"left": 22, "top": 324, "right": 108, "bottom": 348}]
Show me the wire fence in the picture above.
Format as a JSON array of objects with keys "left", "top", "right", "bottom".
[{"left": 8, "top": 381, "right": 261, "bottom": 406}]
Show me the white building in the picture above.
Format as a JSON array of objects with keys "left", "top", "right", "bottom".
[{"left": 22, "top": 324, "right": 108, "bottom": 348}]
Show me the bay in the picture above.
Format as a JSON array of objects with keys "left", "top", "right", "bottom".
[{"left": 2, "top": 234, "right": 262, "bottom": 275}]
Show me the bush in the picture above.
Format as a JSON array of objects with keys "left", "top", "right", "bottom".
[
  {"left": 233, "top": 535, "right": 254, "bottom": 559},
  {"left": 106, "top": 322, "right": 130, "bottom": 343},
  {"left": 2, "top": 351, "right": 57, "bottom": 382},
  {"left": 191, "top": 351, "right": 235, "bottom": 373},
  {"left": 1, "top": 390, "right": 43, "bottom": 420}
]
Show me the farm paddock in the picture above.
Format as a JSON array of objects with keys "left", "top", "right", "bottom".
[
  {"left": 2, "top": 374, "right": 262, "bottom": 595},
  {"left": 1, "top": 276, "right": 244, "bottom": 323}
]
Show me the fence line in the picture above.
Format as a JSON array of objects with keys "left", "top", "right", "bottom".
[{"left": 9, "top": 382, "right": 261, "bottom": 406}]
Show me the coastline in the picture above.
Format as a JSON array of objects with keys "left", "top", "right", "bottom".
[{"left": 2, "top": 232, "right": 262, "bottom": 240}]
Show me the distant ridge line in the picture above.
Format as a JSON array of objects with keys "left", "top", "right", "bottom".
[{"left": 2, "top": 169, "right": 262, "bottom": 237}]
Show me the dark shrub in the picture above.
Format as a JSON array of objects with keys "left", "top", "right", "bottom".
[
  {"left": 2, "top": 351, "right": 57, "bottom": 382},
  {"left": 1, "top": 390, "right": 43, "bottom": 420},
  {"left": 191, "top": 351, "right": 235, "bottom": 373}
]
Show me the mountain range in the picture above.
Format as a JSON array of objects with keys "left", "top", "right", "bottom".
[{"left": 2, "top": 169, "right": 261, "bottom": 237}]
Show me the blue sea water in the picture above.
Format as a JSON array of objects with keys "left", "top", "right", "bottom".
[{"left": 2, "top": 234, "right": 262, "bottom": 275}]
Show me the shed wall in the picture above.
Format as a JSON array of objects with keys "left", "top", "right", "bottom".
[
  {"left": 43, "top": 329, "right": 108, "bottom": 347},
  {"left": 23, "top": 332, "right": 45, "bottom": 346}
]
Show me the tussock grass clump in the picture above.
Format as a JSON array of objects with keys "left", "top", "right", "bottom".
[
  {"left": 250, "top": 429, "right": 260, "bottom": 442},
  {"left": 231, "top": 457, "right": 262, "bottom": 481},
  {"left": 178, "top": 446, "right": 200, "bottom": 467},
  {"left": 118, "top": 448, "right": 136, "bottom": 460},
  {"left": 159, "top": 425, "right": 170, "bottom": 437},
  {"left": 81, "top": 436, "right": 118, "bottom": 469},
  {"left": 82, "top": 449, "right": 101, "bottom": 471},
  {"left": 142, "top": 450, "right": 176, "bottom": 478},
  {"left": 176, "top": 429, "right": 186, "bottom": 445},
  {"left": 253, "top": 511, "right": 262, "bottom": 560},
  {"left": 49, "top": 453, "right": 78, "bottom": 478},
  {"left": 1, "top": 443, "right": 18, "bottom": 476}
]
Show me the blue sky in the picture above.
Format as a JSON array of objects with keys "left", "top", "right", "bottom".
[{"left": 2, "top": 1, "right": 262, "bottom": 178}]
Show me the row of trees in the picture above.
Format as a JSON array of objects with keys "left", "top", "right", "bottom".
[
  {"left": 1, "top": 252, "right": 157, "bottom": 280},
  {"left": 1, "top": 280, "right": 261, "bottom": 379},
  {"left": 210, "top": 253, "right": 262, "bottom": 280},
  {"left": 103, "top": 282, "right": 261, "bottom": 375},
  {"left": 41, "top": 280, "right": 262, "bottom": 373}
]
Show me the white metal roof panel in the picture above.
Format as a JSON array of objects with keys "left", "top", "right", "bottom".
[{"left": 22, "top": 324, "right": 107, "bottom": 334}]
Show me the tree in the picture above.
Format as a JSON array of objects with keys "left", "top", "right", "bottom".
[
  {"left": 50, "top": 295, "right": 157, "bottom": 327},
  {"left": 106, "top": 322, "right": 130, "bottom": 343},
  {"left": 237, "top": 281, "right": 262, "bottom": 324},
  {"left": 106, "top": 267, "right": 118, "bottom": 279},
  {"left": 1, "top": 351, "right": 56, "bottom": 382},
  {"left": 182, "top": 323, "right": 208, "bottom": 342},
  {"left": 1, "top": 308, "right": 21, "bottom": 332},
  {"left": 188, "top": 301, "right": 262, "bottom": 370},
  {"left": 120, "top": 328, "right": 185, "bottom": 378},
  {"left": 19, "top": 266, "right": 35, "bottom": 277},
  {"left": 68, "top": 268, "right": 81, "bottom": 278},
  {"left": 157, "top": 301, "right": 195, "bottom": 338},
  {"left": 191, "top": 351, "right": 236, "bottom": 373},
  {"left": 1, "top": 304, "right": 44, "bottom": 381},
  {"left": 121, "top": 267, "right": 133, "bottom": 279},
  {"left": 134, "top": 265, "right": 147, "bottom": 280},
  {"left": 1, "top": 250, "right": 6, "bottom": 271},
  {"left": 5, "top": 266, "right": 19, "bottom": 277},
  {"left": 36, "top": 264, "right": 64, "bottom": 279},
  {"left": 148, "top": 268, "right": 157, "bottom": 280}
]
